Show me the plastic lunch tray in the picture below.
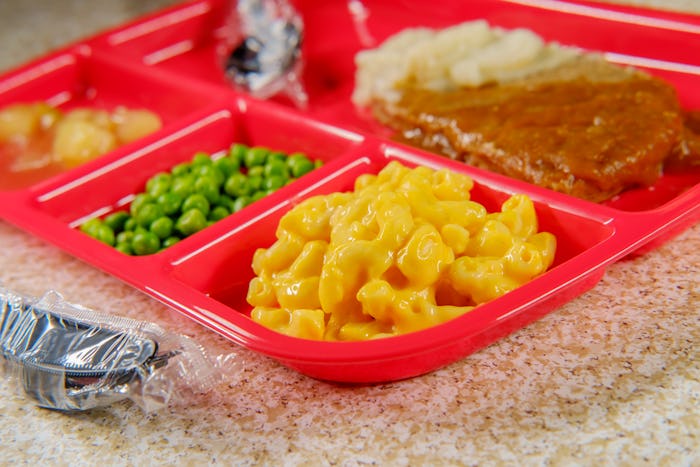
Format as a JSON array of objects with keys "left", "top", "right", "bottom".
[{"left": 0, "top": 0, "right": 699, "bottom": 383}]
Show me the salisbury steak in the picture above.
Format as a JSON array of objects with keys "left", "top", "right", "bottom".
[
  {"left": 374, "top": 56, "right": 684, "bottom": 202},
  {"left": 354, "top": 22, "right": 698, "bottom": 202}
]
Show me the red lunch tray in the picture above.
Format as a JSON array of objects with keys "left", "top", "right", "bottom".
[{"left": 0, "top": 0, "right": 698, "bottom": 382}]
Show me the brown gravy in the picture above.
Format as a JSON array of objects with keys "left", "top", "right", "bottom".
[{"left": 379, "top": 74, "right": 691, "bottom": 202}]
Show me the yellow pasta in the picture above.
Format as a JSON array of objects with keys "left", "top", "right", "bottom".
[{"left": 247, "top": 161, "right": 557, "bottom": 341}]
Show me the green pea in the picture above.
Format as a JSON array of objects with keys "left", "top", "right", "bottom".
[
  {"left": 232, "top": 196, "right": 251, "bottom": 212},
  {"left": 224, "top": 172, "right": 251, "bottom": 198},
  {"left": 251, "top": 190, "right": 268, "bottom": 202},
  {"left": 157, "top": 191, "right": 183, "bottom": 216},
  {"left": 194, "top": 164, "right": 224, "bottom": 186},
  {"left": 95, "top": 224, "right": 115, "bottom": 246},
  {"left": 244, "top": 146, "right": 269, "bottom": 168},
  {"left": 152, "top": 172, "right": 172, "bottom": 183},
  {"left": 263, "top": 175, "right": 286, "bottom": 191},
  {"left": 79, "top": 218, "right": 103, "bottom": 237},
  {"left": 246, "top": 165, "right": 264, "bottom": 178},
  {"left": 115, "top": 242, "right": 133, "bottom": 255},
  {"left": 247, "top": 175, "right": 263, "bottom": 193},
  {"left": 213, "top": 156, "right": 240, "bottom": 178},
  {"left": 150, "top": 216, "right": 174, "bottom": 239},
  {"left": 267, "top": 151, "right": 287, "bottom": 164},
  {"left": 176, "top": 208, "right": 208, "bottom": 236},
  {"left": 314, "top": 159, "right": 323, "bottom": 169},
  {"left": 171, "top": 162, "right": 191, "bottom": 177},
  {"left": 216, "top": 194, "right": 236, "bottom": 212},
  {"left": 192, "top": 151, "right": 212, "bottom": 166},
  {"left": 148, "top": 180, "right": 170, "bottom": 197},
  {"left": 123, "top": 217, "right": 137, "bottom": 232},
  {"left": 103, "top": 211, "right": 130, "bottom": 232},
  {"left": 132, "top": 230, "right": 161, "bottom": 255},
  {"left": 130, "top": 193, "right": 154, "bottom": 216},
  {"left": 133, "top": 225, "right": 149, "bottom": 236},
  {"left": 194, "top": 176, "right": 221, "bottom": 204},
  {"left": 162, "top": 236, "right": 180, "bottom": 249},
  {"left": 135, "top": 202, "right": 164, "bottom": 228},
  {"left": 264, "top": 158, "right": 289, "bottom": 179},
  {"left": 287, "top": 153, "right": 316, "bottom": 178},
  {"left": 182, "top": 193, "right": 210, "bottom": 217},
  {"left": 116, "top": 230, "right": 134, "bottom": 245},
  {"left": 209, "top": 205, "right": 229, "bottom": 222},
  {"left": 229, "top": 143, "right": 248, "bottom": 165},
  {"left": 171, "top": 175, "right": 196, "bottom": 199},
  {"left": 146, "top": 172, "right": 172, "bottom": 196}
]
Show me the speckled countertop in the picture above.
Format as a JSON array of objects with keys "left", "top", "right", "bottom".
[{"left": 1, "top": 1, "right": 698, "bottom": 465}]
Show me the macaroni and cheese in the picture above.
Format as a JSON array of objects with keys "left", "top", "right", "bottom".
[{"left": 247, "top": 161, "right": 556, "bottom": 341}]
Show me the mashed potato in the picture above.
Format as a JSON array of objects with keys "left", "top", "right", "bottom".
[{"left": 352, "top": 20, "right": 581, "bottom": 106}]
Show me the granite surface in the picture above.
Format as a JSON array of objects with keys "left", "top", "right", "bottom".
[{"left": 0, "top": 1, "right": 698, "bottom": 466}]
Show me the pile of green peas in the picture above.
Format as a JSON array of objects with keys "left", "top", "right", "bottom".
[{"left": 79, "top": 143, "right": 321, "bottom": 255}]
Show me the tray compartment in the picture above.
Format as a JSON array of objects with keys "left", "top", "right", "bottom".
[
  {"left": 31, "top": 99, "right": 364, "bottom": 252},
  {"left": 169, "top": 146, "right": 616, "bottom": 323},
  {"left": 0, "top": 48, "right": 219, "bottom": 136},
  {"left": 90, "top": 0, "right": 229, "bottom": 85},
  {"left": 0, "top": 47, "right": 222, "bottom": 192}
]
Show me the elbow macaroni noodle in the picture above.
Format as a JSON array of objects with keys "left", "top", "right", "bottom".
[{"left": 247, "top": 161, "right": 556, "bottom": 341}]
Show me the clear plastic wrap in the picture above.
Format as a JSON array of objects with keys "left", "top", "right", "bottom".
[
  {"left": 220, "top": 0, "right": 307, "bottom": 108},
  {"left": 0, "top": 284, "right": 221, "bottom": 413}
]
